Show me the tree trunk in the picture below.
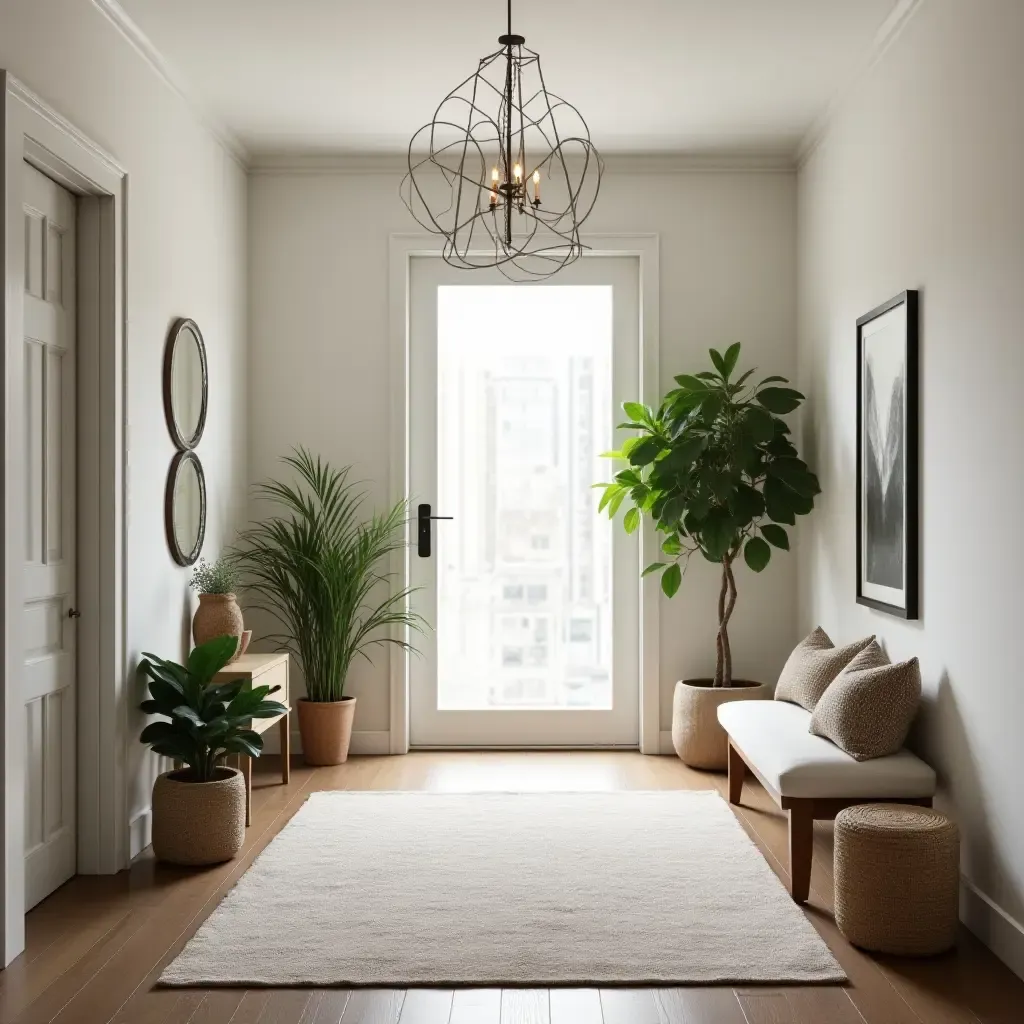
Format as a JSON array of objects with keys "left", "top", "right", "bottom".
[
  {"left": 714, "top": 562, "right": 728, "bottom": 686},
  {"left": 718, "top": 555, "right": 739, "bottom": 686}
]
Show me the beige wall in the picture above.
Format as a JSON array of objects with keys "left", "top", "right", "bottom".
[
  {"left": 797, "top": 0, "right": 1024, "bottom": 976},
  {"left": 0, "top": 0, "right": 249, "bottom": 850},
  {"left": 248, "top": 164, "right": 798, "bottom": 738}
]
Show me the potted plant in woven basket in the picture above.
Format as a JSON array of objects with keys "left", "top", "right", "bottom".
[
  {"left": 189, "top": 556, "right": 249, "bottom": 662},
  {"left": 139, "top": 635, "right": 287, "bottom": 865},
  {"left": 597, "top": 344, "right": 819, "bottom": 769},
  {"left": 234, "top": 449, "right": 426, "bottom": 766}
]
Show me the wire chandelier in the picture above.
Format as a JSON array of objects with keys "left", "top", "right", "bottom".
[{"left": 401, "top": 0, "right": 603, "bottom": 280}]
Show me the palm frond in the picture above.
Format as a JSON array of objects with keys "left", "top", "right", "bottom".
[{"left": 233, "top": 448, "right": 427, "bottom": 702}]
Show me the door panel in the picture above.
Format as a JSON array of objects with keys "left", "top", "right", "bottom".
[
  {"left": 409, "top": 257, "right": 641, "bottom": 747},
  {"left": 22, "top": 162, "right": 77, "bottom": 908}
]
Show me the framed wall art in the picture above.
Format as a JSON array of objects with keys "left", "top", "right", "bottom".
[{"left": 856, "top": 290, "right": 919, "bottom": 619}]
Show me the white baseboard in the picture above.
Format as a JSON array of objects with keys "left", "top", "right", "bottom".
[
  {"left": 262, "top": 727, "right": 392, "bottom": 758},
  {"left": 961, "top": 876, "right": 1024, "bottom": 981},
  {"left": 129, "top": 807, "right": 152, "bottom": 861}
]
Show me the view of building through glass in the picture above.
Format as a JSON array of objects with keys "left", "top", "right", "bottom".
[{"left": 436, "top": 285, "right": 614, "bottom": 710}]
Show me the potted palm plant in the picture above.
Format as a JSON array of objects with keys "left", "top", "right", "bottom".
[
  {"left": 598, "top": 344, "right": 819, "bottom": 768},
  {"left": 234, "top": 449, "right": 426, "bottom": 766},
  {"left": 139, "top": 635, "right": 287, "bottom": 865}
]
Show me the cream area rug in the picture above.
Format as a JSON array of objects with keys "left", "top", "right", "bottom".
[{"left": 161, "top": 790, "right": 845, "bottom": 986}]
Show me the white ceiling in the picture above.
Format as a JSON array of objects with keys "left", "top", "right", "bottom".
[{"left": 116, "top": 0, "right": 900, "bottom": 158}]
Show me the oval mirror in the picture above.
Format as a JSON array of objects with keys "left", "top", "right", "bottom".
[
  {"left": 163, "top": 318, "right": 208, "bottom": 450},
  {"left": 165, "top": 450, "right": 207, "bottom": 566}
]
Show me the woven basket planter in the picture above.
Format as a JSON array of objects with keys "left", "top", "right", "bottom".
[
  {"left": 834, "top": 803, "right": 959, "bottom": 955},
  {"left": 152, "top": 767, "right": 246, "bottom": 866},
  {"left": 671, "top": 679, "right": 768, "bottom": 770},
  {"left": 191, "top": 592, "right": 245, "bottom": 661},
  {"left": 297, "top": 696, "right": 357, "bottom": 766}
]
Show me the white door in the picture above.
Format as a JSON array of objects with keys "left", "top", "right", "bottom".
[
  {"left": 409, "top": 257, "right": 641, "bottom": 747},
  {"left": 22, "top": 163, "right": 77, "bottom": 908}
]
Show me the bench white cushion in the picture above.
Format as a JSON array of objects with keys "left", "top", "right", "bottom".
[{"left": 717, "top": 699, "right": 936, "bottom": 800}]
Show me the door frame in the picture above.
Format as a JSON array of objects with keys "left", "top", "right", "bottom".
[
  {"left": 388, "top": 233, "right": 660, "bottom": 755},
  {"left": 1, "top": 73, "right": 128, "bottom": 965}
]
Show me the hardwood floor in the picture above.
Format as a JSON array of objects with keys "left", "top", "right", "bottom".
[{"left": 2, "top": 752, "right": 1022, "bottom": 1023}]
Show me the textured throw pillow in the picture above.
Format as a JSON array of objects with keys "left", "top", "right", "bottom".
[
  {"left": 773, "top": 627, "right": 876, "bottom": 712},
  {"left": 809, "top": 641, "right": 922, "bottom": 761}
]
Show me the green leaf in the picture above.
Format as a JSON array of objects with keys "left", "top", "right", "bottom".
[
  {"left": 628, "top": 437, "right": 663, "bottom": 467},
  {"left": 622, "top": 401, "right": 650, "bottom": 424},
  {"left": 661, "top": 533, "right": 682, "bottom": 556},
  {"left": 674, "top": 374, "right": 709, "bottom": 392},
  {"left": 598, "top": 449, "right": 623, "bottom": 460},
  {"left": 761, "top": 523, "right": 790, "bottom": 550},
  {"left": 709, "top": 348, "right": 728, "bottom": 378},
  {"left": 660, "top": 494, "right": 686, "bottom": 527},
  {"left": 623, "top": 507, "right": 641, "bottom": 534},
  {"left": 742, "top": 406, "right": 775, "bottom": 444},
  {"left": 700, "top": 391, "right": 724, "bottom": 425},
  {"left": 763, "top": 476, "right": 797, "bottom": 525},
  {"left": 661, "top": 563, "right": 682, "bottom": 598},
  {"left": 732, "top": 367, "right": 755, "bottom": 390},
  {"left": 701, "top": 507, "right": 736, "bottom": 561},
  {"left": 768, "top": 457, "right": 821, "bottom": 497},
  {"left": 755, "top": 387, "right": 805, "bottom": 414},
  {"left": 759, "top": 375, "right": 790, "bottom": 385},
  {"left": 744, "top": 536, "right": 771, "bottom": 572},
  {"left": 660, "top": 434, "right": 706, "bottom": 473},
  {"left": 186, "top": 635, "right": 240, "bottom": 686},
  {"left": 722, "top": 342, "right": 741, "bottom": 379},
  {"left": 731, "top": 483, "right": 765, "bottom": 525},
  {"left": 597, "top": 484, "right": 619, "bottom": 514},
  {"left": 641, "top": 561, "right": 666, "bottom": 577},
  {"left": 607, "top": 488, "right": 627, "bottom": 517}
]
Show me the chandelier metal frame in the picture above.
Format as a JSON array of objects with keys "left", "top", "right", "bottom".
[{"left": 401, "top": 0, "right": 603, "bottom": 280}]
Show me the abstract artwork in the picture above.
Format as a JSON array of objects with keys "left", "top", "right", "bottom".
[{"left": 856, "top": 291, "right": 919, "bottom": 618}]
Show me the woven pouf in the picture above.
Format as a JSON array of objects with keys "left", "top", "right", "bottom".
[{"left": 834, "top": 803, "right": 959, "bottom": 955}]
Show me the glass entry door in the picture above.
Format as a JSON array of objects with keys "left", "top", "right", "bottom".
[{"left": 408, "top": 257, "right": 641, "bottom": 747}]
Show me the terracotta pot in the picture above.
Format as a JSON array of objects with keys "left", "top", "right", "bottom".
[
  {"left": 671, "top": 678, "right": 769, "bottom": 770},
  {"left": 297, "top": 696, "right": 357, "bottom": 766},
  {"left": 151, "top": 767, "right": 245, "bottom": 866},
  {"left": 192, "top": 593, "right": 244, "bottom": 653}
]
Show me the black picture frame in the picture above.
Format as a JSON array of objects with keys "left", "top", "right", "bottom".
[{"left": 856, "top": 290, "right": 919, "bottom": 619}]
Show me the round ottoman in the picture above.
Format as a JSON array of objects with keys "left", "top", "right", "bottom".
[{"left": 834, "top": 803, "right": 959, "bottom": 956}]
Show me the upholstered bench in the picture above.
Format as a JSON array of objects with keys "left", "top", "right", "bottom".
[{"left": 717, "top": 700, "right": 937, "bottom": 904}]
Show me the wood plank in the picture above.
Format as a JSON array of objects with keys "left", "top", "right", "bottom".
[
  {"left": 655, "top": 987, "right": 748, "bottom": 1024},
  {"left": 736, "top": 991, "right": 796, "bottom": 1024},
  {"left": 230, "top": 991, "right": 274, "bottom": 1024},
  {"left": 500, "top": 989, "right": 550, "bottom": 1024},
  {"left": 449, "top": 988, "right": 501, "bottom": 1024},
  {"left": 784, "top": 988, "right": 866, "bottom": 1024},
  {"left": 179, "top": 989, "right": 248, "bottom": 1024},
  {"left": 259, "top": 988, "right": 317, "bottom": 1024},
  {"left": 398, "top": 989, "right": 454, "bottom": 1022},
  {"left": 600, "top": 988, "right": 661, "bottom": 1024},
  {"left": 549, "top": 988, "right": 602, "bottom": 1023},
  {"left": 340, "top": 989, "right": 405, "bottom": 1024},
  {"left": 304, "top": 990, "right": 352, "bottom": 1024}
]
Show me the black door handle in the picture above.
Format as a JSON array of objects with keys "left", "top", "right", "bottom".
[{"left": 417, "top": 503, "right": 453, "bottom": 558}]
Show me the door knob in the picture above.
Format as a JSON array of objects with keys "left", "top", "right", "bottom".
[
  {"left": 67, "top": 608, "right": 81, "bottom": 619},
  {"left": 417, "top": 503, "right": 453, "bottom": 558}
]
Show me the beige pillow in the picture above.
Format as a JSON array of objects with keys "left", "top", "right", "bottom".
[
  {"left": 774, "top": 627, "right": 875, "bottom": 712},
  {"left": 809, "top": 641, "right": 922, "bottom": 761}
]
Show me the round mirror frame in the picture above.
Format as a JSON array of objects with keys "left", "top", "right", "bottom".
[
  {"left": 163, "top": 317, "right": 209, "bottom": 451},
  {"left": 165, "top": 450, "right": 207, "bottom": 567}
]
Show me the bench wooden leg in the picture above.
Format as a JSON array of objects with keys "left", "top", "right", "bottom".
[
  {"left": 279, "top": 713, "right": 291, "bottom": 784},
  {"left": 242, "top": 754, "right": 252, "bottom": 827},
  {"left": 727, "top": 741, "right": 746, "bottom": 806},
  {"left": 788, "top": 800, "right": 814, "bottom": 904}
]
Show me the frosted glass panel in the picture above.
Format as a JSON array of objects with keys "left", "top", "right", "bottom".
[{"left": 436, "top": 286, "right": 613, "bottom": 710}]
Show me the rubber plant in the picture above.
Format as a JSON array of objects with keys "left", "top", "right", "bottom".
[
  {"left": 138, "top": 635, "right": 287, "bottom": 782},
  {"left": 597, "top": 343, "right": 819, "bottom": 686}
]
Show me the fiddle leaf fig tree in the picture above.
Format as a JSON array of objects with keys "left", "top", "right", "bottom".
[{"left": 597, "top": 343, "right": 819, "bottom": 687}]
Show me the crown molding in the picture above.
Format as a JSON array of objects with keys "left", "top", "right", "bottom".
[
  {"left": 797, "top": 0, "right": 925, "bottom": 169},
  {"left": 249, "top": 151, "right": 796, "bottom": 177},
  {"left": 89, "top": 0, "right": 249, "bottom": 167}
]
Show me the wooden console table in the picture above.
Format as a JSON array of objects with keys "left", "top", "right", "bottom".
[{"left": 213, "top": 652, "right": 290, "bottom": 826}]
